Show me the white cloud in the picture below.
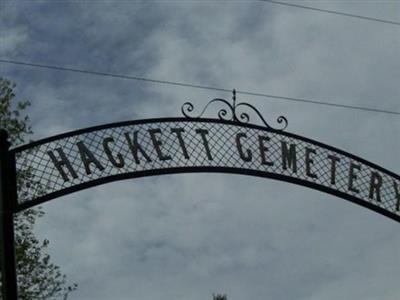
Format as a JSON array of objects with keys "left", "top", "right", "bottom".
[{"left": 0, "top": 27, "right": 27, "bottom": 55}]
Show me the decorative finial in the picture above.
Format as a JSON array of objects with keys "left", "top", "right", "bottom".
[
  {"left": 0, "top": 129, "right": 9, "bottom": 140},
  {"left": 232, "top": 89, "right": 237, "bottom": 121},
  {"left": 181, "top": 91, "right": 288, "bottom": 131},
  {"left": 0, "top": 129, "right": 11, "bottom": 149}
]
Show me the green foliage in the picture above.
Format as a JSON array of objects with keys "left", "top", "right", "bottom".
[
  {"left": 0, "top": 79, "right": 32, "bottom": 145},
  {"left": 0, "top": 78, "right": 77, "bottom": 299}
]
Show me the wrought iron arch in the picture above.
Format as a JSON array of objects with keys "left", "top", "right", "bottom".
[
  {"left": 1, "top": 95, "right": 399, "bottom": 299},
  {"left": 8, "top": 116, "right": 400, "bottom": 223}
]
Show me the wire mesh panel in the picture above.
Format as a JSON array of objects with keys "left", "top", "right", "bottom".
[{"left": 11, "top": 118, "right": 400, "bottom": 221}]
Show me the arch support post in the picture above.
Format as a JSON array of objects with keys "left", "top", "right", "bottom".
[{"left": 0, "top": 130, "right": 18, "bottom": 300}]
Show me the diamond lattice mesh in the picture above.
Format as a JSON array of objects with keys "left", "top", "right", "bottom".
[{"left": 12, "top": 119, "right": 400, "bottom": 218}]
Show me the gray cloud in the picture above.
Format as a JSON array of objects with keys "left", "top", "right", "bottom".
[{"left": 3, "top": 1, "right": 400, "bottom": 299}]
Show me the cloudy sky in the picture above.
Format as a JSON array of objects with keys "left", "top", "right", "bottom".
[{"left": 1, "top": 1, "right": 400, "bottom": 299}]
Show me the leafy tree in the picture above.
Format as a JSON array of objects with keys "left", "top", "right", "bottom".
[{"left": 0, "top": 78, "right": 77, "bottom": 299}]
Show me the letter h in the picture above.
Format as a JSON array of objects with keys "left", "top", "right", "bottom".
[{"left": 47, "top": 148, "right": 78, "bottom": 182}]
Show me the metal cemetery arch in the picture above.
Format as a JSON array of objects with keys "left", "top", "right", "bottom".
[
  {"left": 9, "top": 117, "right": 400, "bottom": 218},
  {"left": 1, "top": 95, "right": 400, "bottom": 299}
]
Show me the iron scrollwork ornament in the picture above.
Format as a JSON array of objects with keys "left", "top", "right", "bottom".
[{"left": 181, "top": 90, "right": 288, "bottom": 131}]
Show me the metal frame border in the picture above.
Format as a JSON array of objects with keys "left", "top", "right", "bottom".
[{"left": 3, "top": 116, "right": 400, "bottom": 300}]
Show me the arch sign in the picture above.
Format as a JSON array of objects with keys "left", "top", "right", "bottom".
[{"left": 1, "top": 94, "right": 399, "bottom": 299}]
